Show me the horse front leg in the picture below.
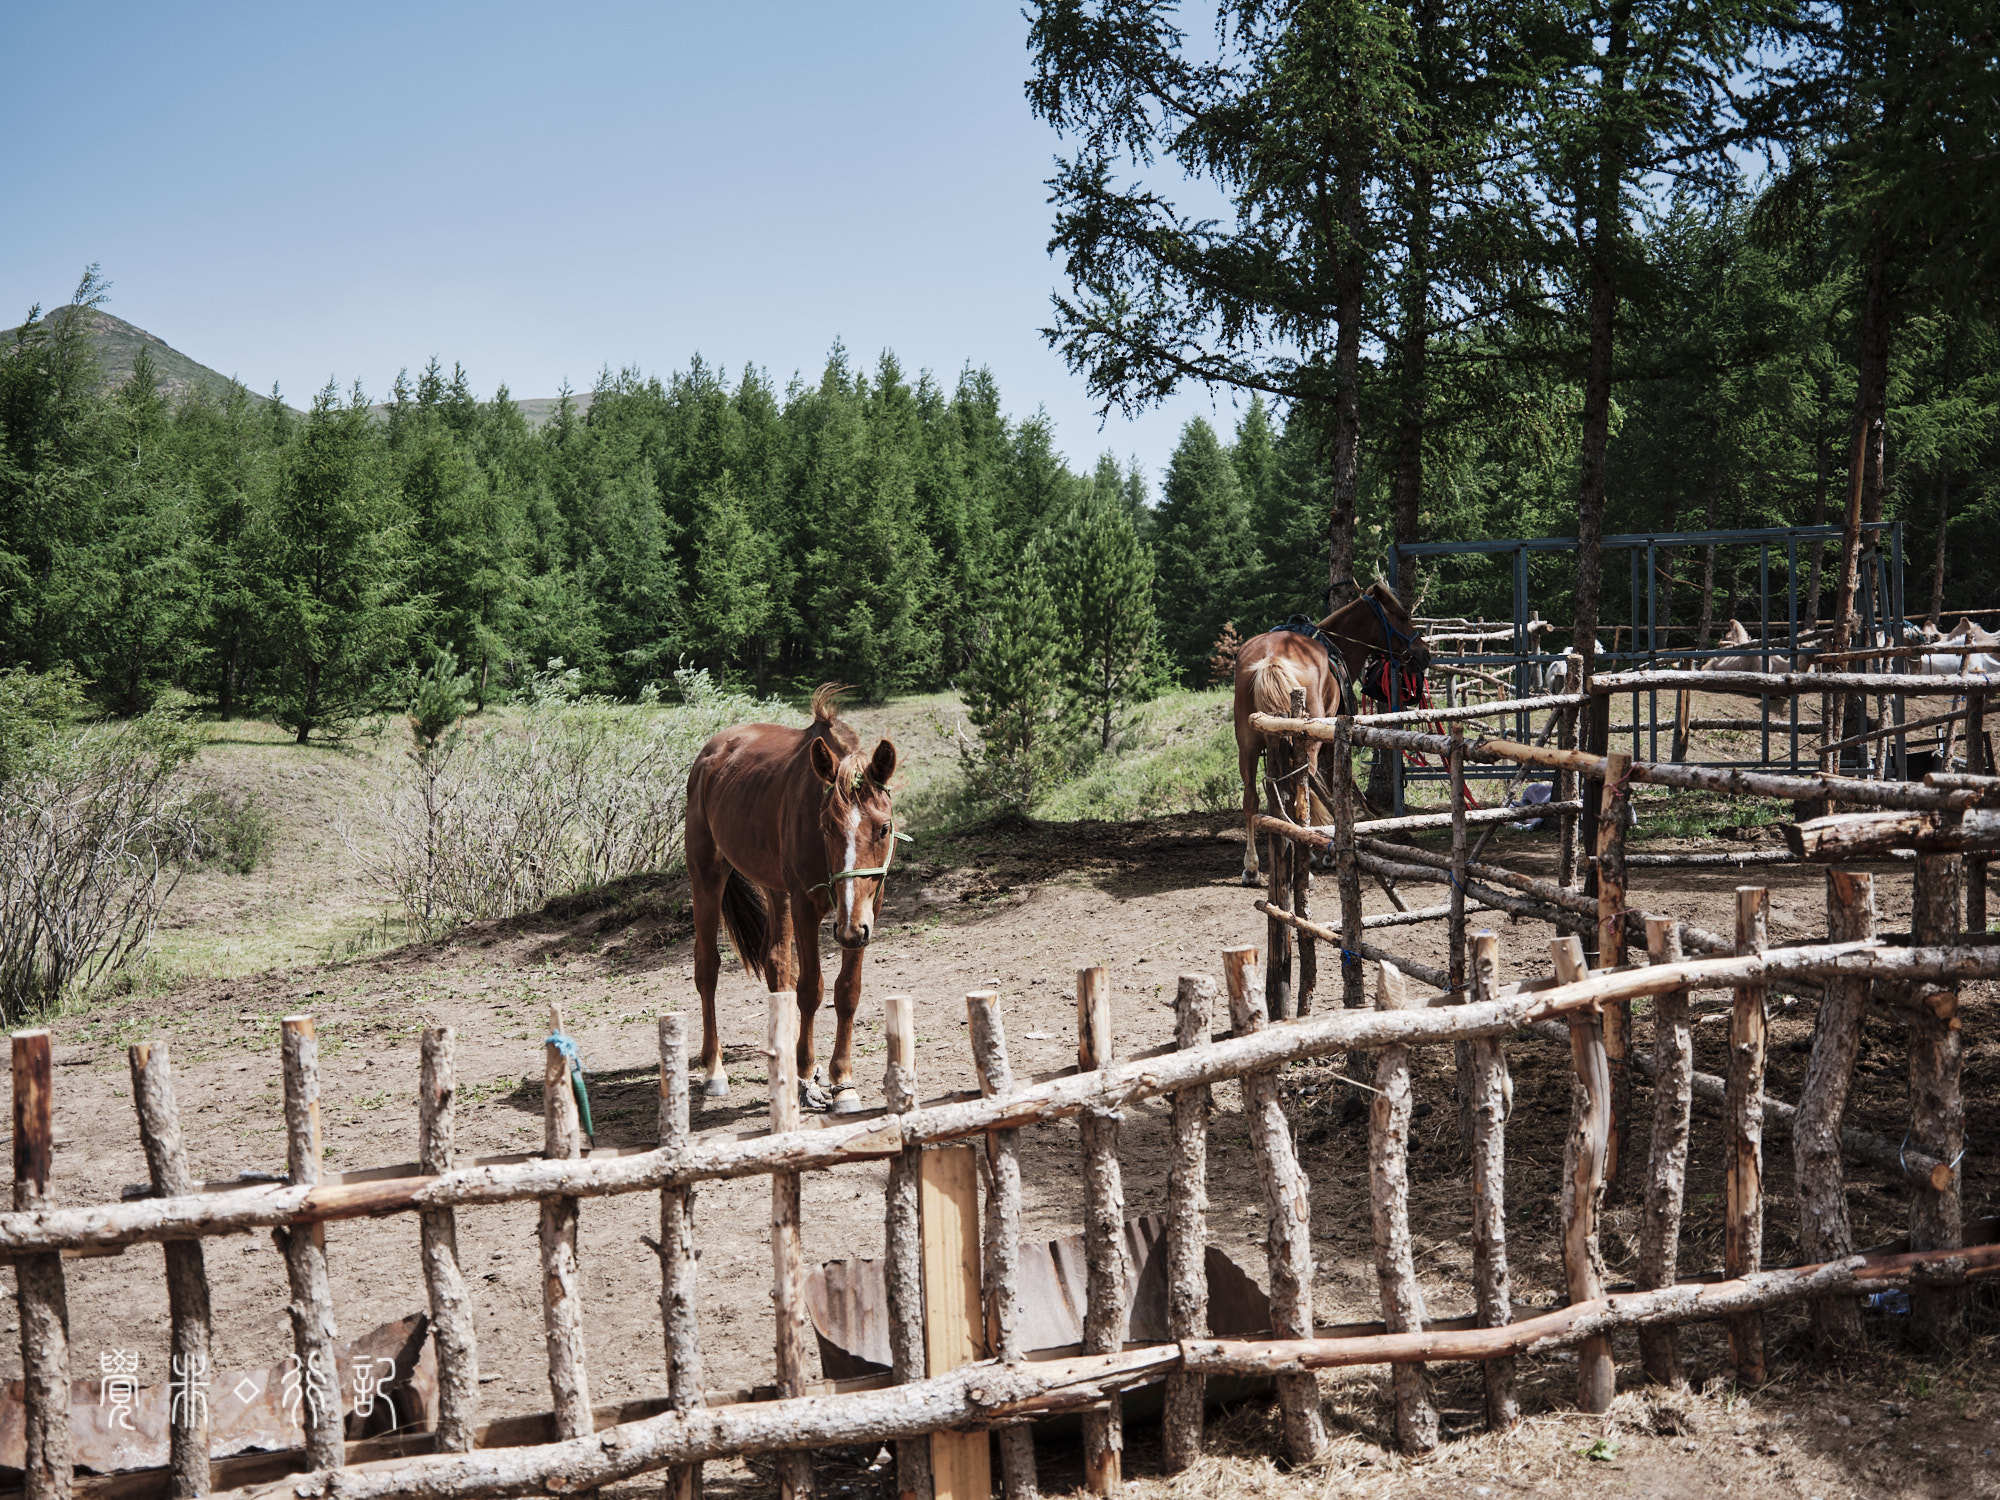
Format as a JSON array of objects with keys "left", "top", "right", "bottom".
[
  {"left": 825, "top": 943, "right": 867, "bottom": 1115},
  {"left": 689, "top": 862, "right": 729, "bottom": 1099},
  {"left": 789, "top": 893, "right": 832, "bottom": 1112}
]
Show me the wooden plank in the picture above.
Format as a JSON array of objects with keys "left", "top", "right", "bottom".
[
  {"left": 537, "top": 1007, "right": 592, "bottom": 1443},
  {"left": 1724, "top": 888, "right": 1769, "bottom": 1384},
  {"left": 920, "top": 1147, "right": 990, "bottom": 1500},
  {"left": 276, "top": 1018, "right": 344, "bottom": 1471},
  {"left": 12, "top": 1030, "right": 72, "bottom": 1500},
  {"left": 880, "top": 994, "right": 931, "bottom": 1500},
  {"left": 128, "top": 1042, "right": 212, "bottom": 1497},
  {"left": 1550, "top": 940, "right": 1614, "bottom": 1413},
  {"left": 416, "top": 1029, "right": 478, "bottom": 1455}
]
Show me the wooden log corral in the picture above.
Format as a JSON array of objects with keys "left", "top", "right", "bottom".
[
  {"left": 417, "top": 1028, "right": 479, "bottom": 1455},
  {"left": 1076, "top": 967, "right": 1128, "bottom": 1495},
  {"left": 1162, "top": 975, "right": 1215, "bottom": 1473},
  {"left": 657, "top": 1014, "right": 704, "bottom": 1500},
  {"left": 277, "top": 1016, "right": 346, "bottom": 1471},
  {"left": 880, "top": 994, "right": 932, "bottom": 1500},
  {"left": 1221, "top": 948, "right": 1329, "bottom": 1465},
  {"left": 1637, "top": 920, "right": 1692, "bottom": 1386},
  {"left": 1908, "top": 843, "right": 1967, "bottom": 1349},
  {"left": 1550, "top": 939, "right": 1615, "bottom": 1412},
  {"left": 966, "top": 992, "right": 1039, "bottom": 1500},
  {"left": 1724, "top": 888, "right": 1770, "bottom": 1385},
  {"left": 12, "top": 1030, "right": 73, "bottom": 1500},
  {"left": 1794, "top": 870, "right": 1872, "bottom": 1349},
  {"left": 1368, "top": 962, "right": 1439, "bottom": 1453}
]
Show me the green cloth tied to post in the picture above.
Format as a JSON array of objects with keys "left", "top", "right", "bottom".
[{"left": 544, "top": 1031, "right": 594, "bottom": 1137}]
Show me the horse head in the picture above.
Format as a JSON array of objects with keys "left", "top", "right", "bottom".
[
  {"left": 1318, "top": 579, "right": 1430, "bottom": 677},
  {"left": 807, "top": 734, "right": 900, "bottom": 949}
]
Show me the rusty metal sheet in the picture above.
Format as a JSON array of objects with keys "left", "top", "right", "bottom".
[
  {"left": 0, "top": 1316, "right": 436, "bottom": 1476},
  {"left": 808, "top": 1214, "right": 1272, "bottom": 1381}
]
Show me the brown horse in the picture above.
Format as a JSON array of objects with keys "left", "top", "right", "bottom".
[
  {"left": 1233, "top": 581, "right": 1428, "bottom": 886},
  {"left": 685, "top": 685, "right": 901, "bottom": 1113}
]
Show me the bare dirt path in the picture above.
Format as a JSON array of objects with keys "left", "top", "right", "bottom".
[{"left": 7, "top": 796, "right": 1998, "bottom": 1497}]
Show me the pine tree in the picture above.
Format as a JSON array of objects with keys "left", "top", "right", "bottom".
[
  {"left": 960, "top": 553, "right": 1078, "bottom": 810},
  {"left": 687, "top": 471, "right": 779, "bottom": 671},
  {"left": 1047, "top": 492, "right": 1162, "bottom": 751},
  {"left": 260, "top": 382, "right": 418, "bottom": 742},
  {"left": 1152, "top": 418, "right": 1251, "bottom": 681}
]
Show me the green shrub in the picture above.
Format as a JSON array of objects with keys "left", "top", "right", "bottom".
[{"left": 187, "top": 787, "right": 276, "bottom": 874}]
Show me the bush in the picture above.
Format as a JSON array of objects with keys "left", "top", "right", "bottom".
[
  {"left": 0, "top": 677, "right": 203, "bottom": 1018},
  {"left": 186, "top": 787, "right": 275, "bottom": 874},
  {"left": 360, "top": 667, "right": 793, "bottom": 933}
]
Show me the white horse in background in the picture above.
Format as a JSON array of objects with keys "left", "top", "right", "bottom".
[
  {"left": 1912, "top": 618, "right": 2000, "bottom": 677},
  {"left": 1539, "top": 642, "right": 1603, "bottom": 693}
]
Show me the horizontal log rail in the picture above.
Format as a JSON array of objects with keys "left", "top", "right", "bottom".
[
  {"left": 1352, "top": 692, "right": 1582, "bottom": 728},
  {"left": 6, "top": 941, "right": 1998, "bottom": 1257},
  {"left": 1248, "top": 712, "right": 1990, "bottom": 813},
  {"left": 1593, "top": 668, "right": 1996, "bottom": 696},
  {"left": 223, "top": 1240, "right": 2000, "bottom": 1500},
  {"left": 1787, "top": 809, "right": 2000, "bottom": 862}
]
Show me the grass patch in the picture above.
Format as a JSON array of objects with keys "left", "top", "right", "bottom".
[
  {"left": 1036, "top": 689, "right": 1239, "bottom": 822},
  {"left": 1629, "top": 786, "right": 1789, "bottom": 843}
]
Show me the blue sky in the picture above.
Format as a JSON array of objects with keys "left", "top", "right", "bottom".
[{"left": 0, "top": 1, "right": 1236, "bottom": 491}]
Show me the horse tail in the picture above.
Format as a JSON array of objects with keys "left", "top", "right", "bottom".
[
  {"left": 1251, "top": 656, "right": 1307, "bottom": 718},
  {"left": 718, "top": 870, "right": 777, "bottom": 986},
  {"left": 810, "top": 683, "right": 850, "bottom": 724}
]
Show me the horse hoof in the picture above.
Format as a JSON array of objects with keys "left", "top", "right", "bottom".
[
  {"left": 828, "top": 1088, "right": 865, "bottom": 1115},
  {"left": 1241, "top": 868, "right": 1262, "bottom": 887},
  {"left": 702, "top": 1076, "right": 730, "bottom": 1100}
]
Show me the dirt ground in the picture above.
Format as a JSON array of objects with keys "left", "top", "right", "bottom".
[{"left": 7, "top": 713, "right": 1998, "bottom": 1498}]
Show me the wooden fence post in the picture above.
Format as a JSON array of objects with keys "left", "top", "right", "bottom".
[
  {"left": 1795, "top": 871, "right": 1872, "bottom": 1350},
  {"left": 920, "top": 1146, "right": 991, "bottom": 1500},
  {"left": 1636, "top": 918, "right": 1692, "bottom": 1387},
  {"left": 1724, "top": 887, "right": 1769, "bottom": 1385},
  {"left": 1910, "top": 844, "right": 1966, "bottom": 1348},
  {"left": 417, "top": 1028, "right": 478, "bottom": 1454},
  {"left": 882, "top": 994, "right": 932, "bottom": 1500},
  {"left": 1967, "top": 690, "right": 1988, "bottom": 936},
  {"left": 539, "top": 1007, "right": 592, "bottom": 1444},
  {"left": 1550, "top": 939, "right": 1614, "bottom": 1413},
  {"left": 1076, "top": 967, "right": 1127, "bottom": 1495},
  {"left": 12, "top": 1030, "right": 72, "bottom": 1500},
  {"left": 1466, "top": 934, "right": 1517, "bottom": 1429},
  {"left": 129, "top": 1041, "right": 213, "bottom": 1498},
  {"left": 1368, "top": 963, "right": 1439, "bottom": 1453},
  {"left": 1289, "top": 691, "right": 1317, "bottom": 1016},
  {"left": 278, "top": 1017, "right": 345, "bottom": 1470},
  {"left": 1266, "top": 709, "right": 1296, "bottom": 1022},
  {"left": 1162, "top": 975, "right": 1215, "bottom": 1471},
  {"left": 1558, "top": 655, "right": 1584, "bottom": 888},
  {"left": 769, "top": 994, "right": 813, "bottom": 1500},
  {"left": 1334, "top": 717, "right": 1365, "bottom": 1010},
  {"left": 1221, "top": 948, "right": 1328, "bottom": 1464},
  {"left": 657, "top": 1014, "right": 704, "bottom": 1500},
  {"left": 1596, "top": 749, "right": 1632, "bottom": 1188},
  {"left": 1449, "top": 724, "right": 1472, "bottom": 1148},
  {"left": 966, "top": 992, "right": 1038, "bottom": 1500}
]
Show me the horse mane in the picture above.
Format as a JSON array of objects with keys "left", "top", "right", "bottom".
[
  {"left": 807, "top": 683, "right": 868, "bottom": 808},
  {"left": 1367, "top": 578, "right": 1405, "bottom": 612}
]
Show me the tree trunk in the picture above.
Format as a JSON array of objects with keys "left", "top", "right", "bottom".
[
  {"left": 1389, "top": 162, "right": 1432, "bottom": 598},
  {"left": 1928, "top": 471, "right": 1949, "bottom": 626},
  {"left": 1325, "top": 158, "right": 1366, "bottom": 604}
]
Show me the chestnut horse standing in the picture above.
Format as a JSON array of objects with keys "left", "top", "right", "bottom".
[
  {"left": 1233, "top": 581, "right": 1428, "bottom": 886},
  {"left": 685, "top": 685, "right": 901, "bottom": 1113}
]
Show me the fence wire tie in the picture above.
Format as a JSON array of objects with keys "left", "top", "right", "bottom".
[
  {"left": 1900, "top": 1128, "right": 1965, "bottom": 1175},
  {"left": 545, "top": 1031, "right": 595, "bottom": 1137}
]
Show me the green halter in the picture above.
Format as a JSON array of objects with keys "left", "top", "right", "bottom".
[{"left": 813, "top": 831, "right": 912, "bottom": 901}]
